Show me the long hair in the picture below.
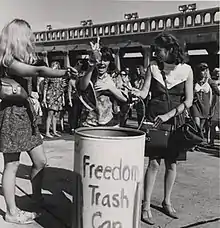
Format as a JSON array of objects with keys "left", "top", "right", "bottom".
[
  {"left": 0, "top": 19, "right": 36, "bottom": 68},
  {"left": 152, "top": 32, "right": 185, "bottom": 71}
]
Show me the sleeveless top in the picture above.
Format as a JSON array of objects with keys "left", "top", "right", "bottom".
[{"left": 146, "top": 61, "right": 193, "bottom": 122}]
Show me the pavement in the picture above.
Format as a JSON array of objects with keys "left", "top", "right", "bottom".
[{"left": 0, "top": 119, "right": 219, "bottom": 228}]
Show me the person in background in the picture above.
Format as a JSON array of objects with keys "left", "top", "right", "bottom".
[
  {"left": 78, "top": 37, "right": 128, "bottom": 127},
  {"left": 59, "top": 77, "right": 69, "bottom": 132},
  {"left": 68, "top": 68, "right": 81, "bottom": 134},
  {"left": 191, "top": 63, "right": 220, "bottom": 144},
  {"left": 43, "top": 61, "right": 66, "bottom": 138},
  {"left": 132, "top": 33, "right": 194, "bottom": 225},
  {"left": 209, "top": 68, "right": 220, "bottom": 146},
  {"left": 0, "top": 19, "right": 74, "bottom": 224}
]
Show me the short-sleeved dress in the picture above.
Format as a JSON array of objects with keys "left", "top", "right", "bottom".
[
  {"left": 0, "top": 75, "right": 43, "bottom": 154},
  {"left": 145, "top": 61, "right": 193, "bottom": 161},
  {"left": 191, "top": 80, "right": 212, "bottom": 119},
  {"left": 44, "top": 77, "right": 65, "bottom": 111}
]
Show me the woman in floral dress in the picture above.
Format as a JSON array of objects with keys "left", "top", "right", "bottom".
[
  {"left": 43, "top": 61, "right": 66, "bottom": 137},
  {"left": 78, "top": 38, "right": 129, "bottom": 127}
]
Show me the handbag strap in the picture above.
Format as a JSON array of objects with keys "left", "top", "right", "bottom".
[
  {"left": 157, "top": 62, "right": 179, "bottom": 129},
  {"left": 157, "top": 62, "right": 171, "bottom": 110}
]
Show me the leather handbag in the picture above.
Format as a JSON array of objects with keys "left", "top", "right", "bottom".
[
  {"left": 169, "top": 108, "right": 204, "bottom": 152},
  {"left": 0, "top": 77, "right": 28, "bottom": 101},
  {"left": 141, "top": 121, "right": 173, "bottom": 150}
]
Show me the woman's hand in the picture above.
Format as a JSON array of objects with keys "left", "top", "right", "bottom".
[
  {"left": 42, "top": 99, "right": 47, "bottom": 108},
  {"left": 89, "top": 36, "right": 102, "bottom": 65},
  {"left": 69, "top": 101, "right": 73, "bottom": 107},
  {"left": 131, "top": 88, "right": 142, "bottom": 98},
  {"left": 153, "top": 113, "right": 170, "bottom": 128},
  {"left": 65, "top": 67, "right": 78, "bottom": 78},
  {"left": 94, "top": 80, "right": 115, "bottom": 92}
]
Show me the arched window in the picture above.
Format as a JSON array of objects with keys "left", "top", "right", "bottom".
[
  {"left": 204, "top": 13, "right": 211, "bottom": 23},
  {"left": 61, "top": 31, "right": 66, "bottom": 39},
  {"left": 79, "top": 29, "right": 83, "bottom": 37},
  {"left": 110, "top": 25, "right": 115, "bottom": 34},
  {"left": 120, "top": 24, "right": 125, "bottom": 33},
  {"left": 93, "top": 27, "right": 97, "bottom": 36},
  {"left": 85, "top": 28, "right": 89, "bottom": 37},
  {"left": 126, "top": 23, "right": 131, "bottom": 32},
  {"left": 99, "top": 27, "right": 103, "bottom": 35},
  {"left": 74, "top": 30, "right": 78, "bottom": 38},
  {"left": 69, "top": 30, "right": 73, "bottom": 39},
  {"left": 47, "top": 32, "right": 51, "bottom": 40},
  {"left": 35, "top": 33, "right": 40, "bottom": 41},
  {"left": 133, "top": 22, "right": 138, "bottom": 31},
  {"left": 52, "top": 32, "right": 56, "bottom": 40},
  {"left": 140, "top": 21, "right": 145, "bottom": 31},
  {"left": 158, "top": 19, "right": 164, "bottom": 29},
  {"left": 214, "top": 11, "right": 220, "bottom": 22},
  {"left": 174, "top": 17, "right": 180, "bottom": 27},
  {"left": 104, "top": 26, "right": 109, "bottom": 35},
  {"left": 151, "top": 20, "right": 156, "bottom": 30},
  {"left": 195, "top": 14, "right": 201, "bottom": 25},
  {"left": 40, "top": 33, "right": 45, "bottom": 41},
  {"left": 56, "top": 32, "right": 60, "bottom": 39},
  {"left": 186, "top": 16, "right": 192, "bottom": 26},
  {"left": 166, "top": 18, "right": 172, "bottom": 28}
]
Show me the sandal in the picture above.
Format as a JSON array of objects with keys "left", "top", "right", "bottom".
[
  {"left": 5, "top": 210, "right": 38, "bottom": 225},
  {"left": 162, "top": 201, "right": 179, "bottom": 219},
  {"left": 141, "top": 202, "right": 155, "bottom": 225}
]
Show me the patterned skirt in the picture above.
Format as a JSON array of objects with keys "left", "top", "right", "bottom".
[{"left": 0, "top": 101, "right": 43, "bottom": 154}]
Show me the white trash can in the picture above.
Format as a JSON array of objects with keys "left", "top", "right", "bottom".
[{"left": 73, "top": 127, "right": 145, "bottom": 228}]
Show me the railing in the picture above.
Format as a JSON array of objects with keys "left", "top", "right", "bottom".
[{"left": 34, "top": 7, "right": 219, "bottom": 43}]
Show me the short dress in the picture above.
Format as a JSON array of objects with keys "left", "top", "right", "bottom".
[
  {"left": 191, "top": 81, "right": 211, "bottom": 119},
  {"left": 44, "top": 77, "right": 65, "bottom": 111},
  {"left": 145, "top": 61, "right": 193, "bottom": 161},
  {"left": 0, "top": 75, "right": 43, "bottom": 154}
]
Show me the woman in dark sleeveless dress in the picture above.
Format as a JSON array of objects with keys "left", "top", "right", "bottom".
[
  {"left": 132, "top": 33, "right": 194, "bottom": 225},
  {"left": 0, "top": 19, "right": 75, "bottom": 224}
]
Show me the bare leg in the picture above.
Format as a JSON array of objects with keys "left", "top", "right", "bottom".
[
  {"left": 142, "top": 158, "right": 161, "bottom": 224},
  {"left": 60, "top": 110, "right": 65, "bottom": 132},
  {"left": 52, "top": 111, "right": 61, "bottom": 136},
  {"left": 46, "top": 110, "right": 54, "bottom": 137},
  {"left": 163, "top": 159, "right": 177, "bottom": 205},
  {"left": 28, "top": 144, "right": 47, "bottom": 201},
  {"left": 2, "top": 153, "right": 20, "bottom": 215}
]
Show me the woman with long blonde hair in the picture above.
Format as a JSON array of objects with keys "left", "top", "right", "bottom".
[{"left": 0, "top": 19, "right": 75, "bottom": 224}]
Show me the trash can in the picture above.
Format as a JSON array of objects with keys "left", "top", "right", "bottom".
[{"left": 73, "top": 127, "right": 145, "bottom": 228}]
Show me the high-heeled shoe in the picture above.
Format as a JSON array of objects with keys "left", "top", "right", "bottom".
[
  {"left": 162, "top": 201, "right": 179, "bottom": 219},
  {"left": 141, "top": 202, "right": 155, "bottom": 225}
]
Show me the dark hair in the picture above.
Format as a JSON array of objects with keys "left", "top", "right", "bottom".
[
  {"left": 152, "top": 32, "right": 185, "bottom": 70},
  {"left": 100, "top": 47, "right": 116, "bottom": 72}
]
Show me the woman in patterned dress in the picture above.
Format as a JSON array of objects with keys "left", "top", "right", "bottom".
[
  {"left": 0, "top": 19, "right": 74, "bottom": 224},
  {"left": 43, "top": 61, "right": 66, "bottom": 137},
  {"left": 132, "top": 33, "right": 194, "bottom": 225},
  {"left": 191, "top": 63, "right": 220, "bottom": 141},
  {"left": 78, "top": 38, "right": 129, "bottom": 127}
]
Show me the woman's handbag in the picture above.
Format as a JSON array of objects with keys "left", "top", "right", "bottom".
[
  {"left": 0, "top": 77, "right": 28, "bottom": 101},
  {"left": 141, "top": 121, "right": 173, "bottom": 150},
  {"left": 169, "top": 109, "right": 204, "bottom": 152}
]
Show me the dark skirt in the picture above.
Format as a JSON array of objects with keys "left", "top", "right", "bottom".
[
  {"left": 145, "top": 147, "right": 187, "bottom": 161},
  {"left": 0, "top": 101, "right": 43, "bottom": 154}
]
